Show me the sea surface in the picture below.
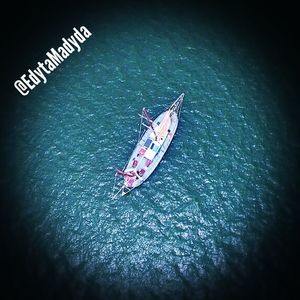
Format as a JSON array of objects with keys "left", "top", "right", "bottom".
[{"left": 7, "top": 9, "right": 299, "bottom": 300}]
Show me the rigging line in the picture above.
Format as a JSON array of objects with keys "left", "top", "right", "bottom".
[
  {"left": 111, "top": 173, "right": 117, "bottom": 198},
  {"left": 112, "top": 186, "right": 123, "bottom": 200},
  {"left": 137, "top": 110, "right": 143, "bottom": 142},
  {"left": 154, "top": 106, "right": 166, "bottom": 119},
  {"left": 122, "top": 155, "right": 131, "bottom": 171},
  {"left": 123, "top": 110, "right": 144, "bottom": 171},
  {"left": 178, "top": 102, "right": 182, "bottom": 119}
]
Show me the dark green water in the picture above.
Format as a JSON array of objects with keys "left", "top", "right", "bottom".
[{"left": 8, "top": 9, "right": 299, "bottom": 299}]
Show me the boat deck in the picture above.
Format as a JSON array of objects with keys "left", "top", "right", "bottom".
[
  {"left": 112, "top": 93, "right": 184, "bottom": 198},
  {"left": 123, "top": 110, "right": 179, "bottom": 189}
]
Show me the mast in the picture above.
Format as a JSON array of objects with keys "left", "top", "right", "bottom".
[
  {"left": 143, "top": 108, "right": 158, "bottom": 140},
  {"left": 143, "top": 108, "right": 154, "bottom": 130}
]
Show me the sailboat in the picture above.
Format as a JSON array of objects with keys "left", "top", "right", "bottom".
[{"left": 112, "top": 93, "right": 184, "bottom": 199}]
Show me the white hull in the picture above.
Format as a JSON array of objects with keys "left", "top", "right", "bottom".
[{"left": 112, "top": 93, "right": 184, "bottom": 198}]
